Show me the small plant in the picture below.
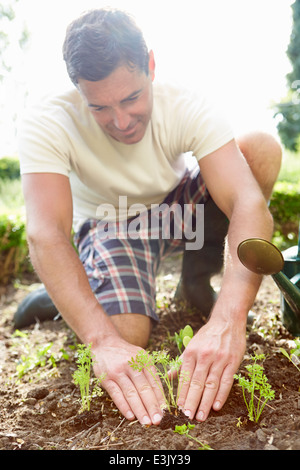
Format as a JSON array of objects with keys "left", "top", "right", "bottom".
[
  {"left": 129, "top": 349, "right": 188, "bottom": 413},
  {"left": 234, "top": 353, "right": 275, "bottom": 423},
  {"left": 173, "top": 324, "right": 194, "bottom": 354},
  {"left": 72, "top": 343, "right": 105, "bottom": 413},
  {"left": 280, "top": 339, "right": 300, "bottom": 374},
  {"left": 12, "top": 331, "right": 70, "bottom": 381},
  {"left": 174, "top": 423, "right": 212, "bottom": 450}
]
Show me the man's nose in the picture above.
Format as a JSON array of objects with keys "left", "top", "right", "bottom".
[{"left": 112, "top": 109, "right": 131, "bottom": 131}]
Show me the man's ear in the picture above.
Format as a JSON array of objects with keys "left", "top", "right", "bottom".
[{"left": 148, "top": 50, "right": 156, "bottom": 81}]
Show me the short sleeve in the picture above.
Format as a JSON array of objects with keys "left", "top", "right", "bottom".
[{"left": 18, "top": 105, "right": 72, "bottom": 177}]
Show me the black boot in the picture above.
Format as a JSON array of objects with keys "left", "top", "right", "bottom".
[
  {"left": 175, "top": 197, "right": 228, "bottom": 317},
  {"left": 14, "top": 286, "right": 59, "bottom": 329}
]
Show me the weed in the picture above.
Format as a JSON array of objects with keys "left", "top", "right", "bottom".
[
  {"left": 174, "top": 423, "right": 212, "bottom": 450},
  {"left": 72, "top": 343, "right": 105, "bottom": 412},
  {"left": 15, "top": 342, "right": 54, "bottom": 379},
  {"left": 172, "top": 324, "right": 194, "bottom": 354},
  {"left": 12, "top": 330, "right": 71, "bottom": 381},
  {"left": 234, "top": 353, "right": 275, "bottom": 423},
  {"left": 129, "top": 349, "right": 188, "bottom": 412}
]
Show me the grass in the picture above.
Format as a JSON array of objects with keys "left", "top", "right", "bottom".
[{"left": 278, "top": 149, "right": 300, "bottom": 183}]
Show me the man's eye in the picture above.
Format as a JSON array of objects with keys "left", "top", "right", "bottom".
[{"left": 124, "top": 95, "right": 140, "bottom": 104}]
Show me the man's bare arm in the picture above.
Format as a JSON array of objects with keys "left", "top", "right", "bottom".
[
  {"left": 177, "top": 139, "right": 274, "bottom": 421},
  {"left": 22, "top": 173, "right": 165, "bottom": 424},
  {"left": 22, "top": 173, "right": 117, "bottom": 343}
]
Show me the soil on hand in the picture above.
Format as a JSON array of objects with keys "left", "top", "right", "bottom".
[{"left": 1, "top": 255, "right": 299, "bottom": 451}]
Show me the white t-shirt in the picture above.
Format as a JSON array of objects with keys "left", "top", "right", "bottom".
[{"left": 18, "top": 82, "right": 234, "bottom": 232}]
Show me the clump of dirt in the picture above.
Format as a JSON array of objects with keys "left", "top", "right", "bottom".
[{"left": 0, "top": 256, "right": 300, "bottom": 451}]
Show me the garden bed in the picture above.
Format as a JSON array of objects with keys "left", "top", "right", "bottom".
[{"left": 0, "top": 256, "right": 299, "bottom": 451}]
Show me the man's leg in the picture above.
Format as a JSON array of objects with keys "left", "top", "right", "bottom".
[
  {"left": 237, "top": 131, "right": 282, "bottom": 201},
  {"left": 175, "top": 197, "right": 228, "bottom": 316},
  {"left": 176, "top": 131, "right": 282, "bottom": 317},
  {"left": 77, "top": 235, "right": 159, "bottom": 349},
  {"left": 110, "top": 313, "right": 153, "bottom": 348}
]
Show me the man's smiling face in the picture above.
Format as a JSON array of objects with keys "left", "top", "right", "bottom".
[{"left": 78, "top": 55, "right": 155, "bottom": 145}]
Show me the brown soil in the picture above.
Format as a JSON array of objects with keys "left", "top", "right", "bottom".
[{"left": 0, "top": 255, "right": 300, "bottom": 452}]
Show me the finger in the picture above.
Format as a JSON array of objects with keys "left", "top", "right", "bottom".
[
  {"left": 195, "top": 362, "right": 234, "bottom": 421},
  {"left": 102, "top": 377, "right": 136, "bottom": 422},
  {"left": 143, "top": 366, "right": 166, "bottom": 409},
  {"left": 178, "top": 366, "right": 207, "bottom": 420},
  {"left": 128, "top": 367, "right": 165, "bottom": 424},
  {"left": 176, "top": 355, "right": 197, "bottom": 411},
  {"left": 212, "top": 363, "right": 236, "bottom": 412},
  {"left": 194, "top": 368, "right": 221, "bottom": 421},
  {"left": 116, "top": 372, "right": 155, "bottom": 425}
]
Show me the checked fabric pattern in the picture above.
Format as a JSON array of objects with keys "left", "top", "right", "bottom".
[{"left": 73, "top": 166, "right": 209, "bottom": 321}]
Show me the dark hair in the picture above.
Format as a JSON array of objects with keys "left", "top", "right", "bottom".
[{"left": 62, "top": 8, "right": 149, "bottom": 85}]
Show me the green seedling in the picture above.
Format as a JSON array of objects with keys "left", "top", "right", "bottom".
[
  {"left": 12, "top": 330, "right": 71, "bottom": 381},
  {"left": 234, "top": 353, "right": 275, "bottom": 423},
  {"left": 173, "top": 325, "right": 194, "bottom": 354},
  {"left": 129, "top": 349, "right": 188, "bottom": 412},
  {"left": 16, "top": 342, "right": 54, "bottom": 379},
  {"left": 174, "top": 423, "right": 212, "bottom": 450},
  {"left": 72, "top": 343, "right": 105, "bottom": 413},
  {"left": 280, "top": 339, "right": 300, "bottom": 374}
]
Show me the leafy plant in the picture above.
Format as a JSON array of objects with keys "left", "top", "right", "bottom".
[
  {"left": 234, "top": 353, "right": 275, "bottom": 423},
  {"left": 269, "top": 181, "right": 300, "bottom": 249},
  {"left": 173, "top": 324, "right": 194, "bottom": 354},
  {"left": 13, "top": 339, "right": 69, "bottom": 381},
  {"left": 72, "top": 343, "right": 105, "bottom": 412},
  {"left": 0, "top": 212, "right": 30, "bottom": 283},
  {"left": 16, "top": 342, "right": 54, "bottom": 379},
  {"left": 0, "top": 156, "right": 20, "bottom": 180},
  {"left": 129, "top": 349, "right": 188, "bottom": 412},
  {"left": 174, "top": 423, "right": 212, "bottom": 450},
  {"left": 280, "top": 339, "right": 300, "bottom": 374}
]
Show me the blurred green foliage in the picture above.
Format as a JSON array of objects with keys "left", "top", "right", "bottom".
[
  {"left": 0, "top": 213, "right": 31, "bottom": 284},
  {"left": 273, "top": 1, "right": 300, "bottom": 151},
  {"left": 270, "top": 181, "right": 299, "bottom": 250},
  {"left": 0, "top": 156, "right": 20, "bottom": 180}
]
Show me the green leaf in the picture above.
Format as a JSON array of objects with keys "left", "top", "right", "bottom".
[
  {"left": 181, "top": 325, "right": 193, "bottom": 339},
  {"left": 182, "top": 335, "right": 192, "bottom": 348}
]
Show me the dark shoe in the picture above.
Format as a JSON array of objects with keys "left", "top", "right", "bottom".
[
  {"left": 14, "top": 286, "right": 59, "bottom": 329},
  {"left": 175, "top": 197, "right": 228, "bottom": 317},
  {"left": 175, "top": 276, "right": 218, "bottom": 317}
]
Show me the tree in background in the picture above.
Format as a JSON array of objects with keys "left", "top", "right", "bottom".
[
  {"left": 0, "top": 0, "right": 30, "bottom": 156},
  {"left": 274, "top": 0, "right": 300, "bottom": 151},
  {"left": 0, "top": 0, "right": 29, "bottom": 81}
]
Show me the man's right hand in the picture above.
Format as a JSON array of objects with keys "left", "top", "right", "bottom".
[
  {"left": 22, "top": 173, "right": 165, "bottom": 426},
  {"left": 92, "top": 335, "right": 166, "bottom": 425}
]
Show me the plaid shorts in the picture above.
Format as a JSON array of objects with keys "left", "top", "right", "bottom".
[{"left": 74, "top": 165, "right": 209, "bottom": 322}]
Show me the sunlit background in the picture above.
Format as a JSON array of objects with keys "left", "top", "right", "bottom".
[{"left": 0, "top": 0, "right": 294, "bottom": 155}]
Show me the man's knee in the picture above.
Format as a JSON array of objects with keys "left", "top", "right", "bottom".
[
  {"left": 237, "top": 131, "right": 282, "bottom": 167},
  {"left": 110, "top": 313, "right": 154, "bottom": 348}
]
